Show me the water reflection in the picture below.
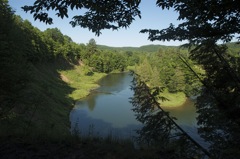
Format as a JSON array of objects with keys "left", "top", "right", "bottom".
[
  {"left": 70, "top": 72, "right": 202, "bottom": 142},
  {"left": 97, "top": 72, "right": 132, "bottom": 93},
  {"left": 162, "top": 99, "right": 197, "bottom": 126},
  {"left": 70, "top": 73, "right": 142, "bottom": 138},
  {"left": 162, "top": 99, "right": 209, "bottom": 148},
  {"left": 74, "top": 88, "right": 140, "bottom": 128},
  {"left": 70, "top": 108, "right": 141, "bottom": 138}
]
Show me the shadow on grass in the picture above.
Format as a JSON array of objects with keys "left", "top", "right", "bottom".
[{"left": 0, "top": 58, "right": 77, "bottom": 141}]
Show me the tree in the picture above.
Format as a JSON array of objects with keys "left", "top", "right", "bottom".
[
  {"left": 21, "top": 1, "right": 240, "bottom": 93},
  {"left": 21, "top": 0, "right": 240, "bottom": 157},
  {"left": 22, "top": 0, "right": 239, "bottom": 43},
  {"left": 0, "top": 0, "right": 31, "bottom": 119},
  {"left": 141, "top": 0, "right": 240, "bottom": 44},
  {"left": 22, "top": 0, "right": 141, "bottom": 36},
  {"left": 167, "top": 67, "right": 185, "bottom": 93},
  {"left": 135, "top": 58, "right": 153, "bottom": 83},
  {"left": 44, "top": 28, "right": 65, "bottom": 44},
  {"left": 130, "top": 73, "right": 211, "bottom": 158},
  {"left": 139, "top": 1, "right": 240, "bottom": 124},
  {"left": 86, "top": 38, "right": 98, "bottom": 57},
  {"left": 150, "top": 66, "right": 161, "bottom": 87}
]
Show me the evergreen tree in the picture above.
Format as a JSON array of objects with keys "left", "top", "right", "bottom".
[
  {"left": 136, "top": 58, "right": 153, "bottom": 83},
  {"left": 150, "top": 66, "right": 161, "bottom": 88}
]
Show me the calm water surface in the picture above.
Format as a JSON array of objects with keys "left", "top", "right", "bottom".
[
  {"left": 162, "top": 99, "right": 207, "bottom": 147},
  {"left": 70, "top": 72, "right": 141, "bottom": 138},
  {"left": 70, "top": 72, "right": 202, "bottom": 142}
]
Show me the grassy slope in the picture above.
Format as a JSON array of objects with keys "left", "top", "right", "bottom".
[
  {"left": 0, "top": 61, "right": 74, "bottom": 139},
  {"left": 60, "top": 65, "right": 106, "bottom": 100},
  {"left": 159, "top": 90, "right": 187, "bottom": 107},
  {"left": 0, "top": 60, "right": 163, "bottom": 159},
  {"left": 0, "top": 59, "right": 106, "bottom": 140},
  {"left": 29, "top": 62, "right": 107, "bottom": 138}
]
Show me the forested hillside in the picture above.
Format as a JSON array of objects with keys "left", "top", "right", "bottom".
[
  {"left": 0, "top": 1, "right": 134, "bottom": 138},
  {"left": 1, "top": 0, "right": 240, "bottom": 158},
  {"left": 98, "top": 44, "right": 179, "bottom": 53},
  {"left": 2, "top": 0, "right": 240, "bottom": 138},
  {"left": 1, "top": 2, "right": 78, "bottom": 137},
  {"left": 1, "top": 0, "right": 201, "bottom": 144}
]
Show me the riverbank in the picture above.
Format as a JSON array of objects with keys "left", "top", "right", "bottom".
[
  {"left": 0, "top": 61, "right": 74, "bottom": 139},
  {"left": 60, "top": 65, "right": 106, "bottom": 100},
  {"left": 0, "top": 61, "right": 108, "bottom": 140},
  {"left": 0, "top": 62, "right": 200, "bottom": 159},
  {"left": 159, "top": 90, "right": 187, "bottom": 107},
  {"left": 0, "top": 62, "right": 148, "bottom": 158}
]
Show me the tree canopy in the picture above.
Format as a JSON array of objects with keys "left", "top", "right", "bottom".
[
  {"left": 22, "top": 0, "right": 240, "bottom": 44},
  {"left": 22, "top": 0, "right": 141, "bottom": 36},
  {"left": 7, "top": 0, "right": 240, "bottom": 158},
  {"left": 142, "top": 0, "right": 240, "bottom": 44},
  {"left": 1, "top": 0, "right": 131, "bottom": 135}
]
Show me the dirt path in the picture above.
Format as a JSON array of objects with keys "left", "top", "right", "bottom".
[{"left": 60, "top": 74, "right": 71, "bottom": 83}]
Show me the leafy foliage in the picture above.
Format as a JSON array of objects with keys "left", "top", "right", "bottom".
[
  {"left": 98, "top": 44, "right": 178, "bottom": 53},
  {"left": 23, "top": 0, "right": 239, "bottom": 42},
  {"left": 81, "top": 39, "right": 128, "bottom": 73},
  {"left": 196, "top": 90, "right": 240, "bottom": 158},
  {"left": 140, "top": 1, "right": 240, "bottom": 157},
  {"left": 130, "top": 73, "right": 211, "bottom": 158},
  {"left": 130, "top": 73, "right": 173, "bottom": 145},
  {"left": 4, "top": 0, "right": 240, "bottom": 157},
  {"left": 141, "top": 0, "right": 240, "bottom": 44},
  {"left": 22, "top": 0, "right": 141, "bottom": 36},
  {"left": 190, "top": 41, "right": 240, "bottom": 122},
  {"left": 0, "top": 1, "right": 130, "bottom": 138},
  {"left": 135, "top": 48, "right": 202, "bottom": 96},
  {"left": 189, "top": 41, "right": 240, "bottom": 158},
  {"left": 0, "top": 0, "right": 32, "bottom": 119},
  {"left": 0, "top": 1, "right": 75, "bottom": 137}
]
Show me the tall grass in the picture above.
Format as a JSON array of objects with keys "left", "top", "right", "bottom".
[
  {"left": 60, "top": 65, "right": 106, "bottom": 100},
  {"left": 0, "top": 61, "right": 74, "bottom": 140},
  {"left": 159, "top": 89, "right": 186, "bottom": 107}
]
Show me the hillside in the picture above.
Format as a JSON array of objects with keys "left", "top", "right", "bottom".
[
  {"left": 98, "top": 42, "right": 240, "bottom": 54},
  {"left": 98, "top": 44, "right": 179, "bottom": 52},
  {"left": 2, "top": 1, "right": 240, "bottom": 158}
]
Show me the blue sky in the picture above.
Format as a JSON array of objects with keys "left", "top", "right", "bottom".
[{"left": 9, "top": 0, "right": 185, "bottom": 47}]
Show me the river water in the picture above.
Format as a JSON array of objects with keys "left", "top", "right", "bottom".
[
  {"left": 70, "top": 72, "right": 204, "bottom": 144},
  {"left": 70, "top": 72, "right": 141, "bottom": 138}
]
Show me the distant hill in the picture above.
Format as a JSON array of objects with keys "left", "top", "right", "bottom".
[
  {"left": 98, "top": 42, "right": 240, "bottom": 54},
  {"left": 226, "top": 42, "right": 240, "bottom": 56},
  {"left": 226, "top": 42, "right": 240, "bottom": 48},
  {"left": 98, "top": 44, "right": 179, "bottom": 53}
]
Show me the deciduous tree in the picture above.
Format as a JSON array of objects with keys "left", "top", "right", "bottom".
[
  {"left": 20, "top": 0, "right": 240, "bottom": 157},
  {"left": 22, "top": 0, "right": 141, "bottom": 36}
]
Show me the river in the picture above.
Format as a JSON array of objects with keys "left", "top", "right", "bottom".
[
  {"left": 70, "top": 72, "right": 204, "bottom": 144},
  {"left": 70, "top": 72, "right": 141, "bottom": 138}
]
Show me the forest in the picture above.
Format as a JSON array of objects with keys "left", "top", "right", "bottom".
[{"left": 1, "top": 0, "right": 240, "bottom": 158}]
